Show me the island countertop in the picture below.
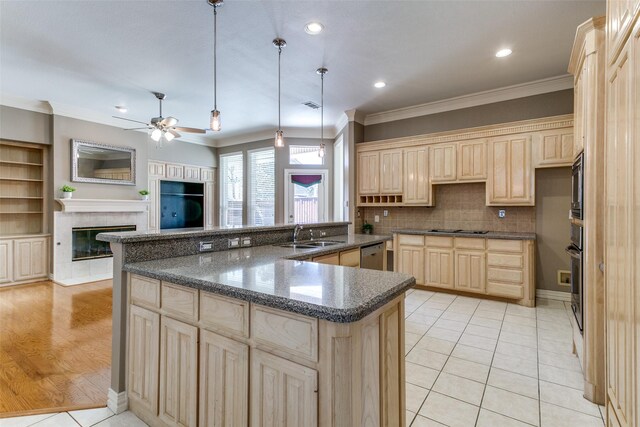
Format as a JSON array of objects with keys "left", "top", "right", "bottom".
[{"left": 123, "top": 234, "right": 414, "bottom": 323}]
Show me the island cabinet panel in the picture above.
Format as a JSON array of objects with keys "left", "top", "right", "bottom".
[
  {"left": 454, "top": 250, "right": 486, "bottom": 294},
  {"left": 128, "top": 305, "right": 160, "bottom": 416},
  {"left": 425, "top": 248, "right": 454, "bottom": 289},
  {"left": 429, "top": 143, "right": 457, "bottom": 183},
  {"left": 199, "top": 330, "right": 248, "bottom": 427},
  {"left": 339, "top": 248, "right": 360, "bottom": 268},
  {"left": 130, "top": 275, "right": 161, "bottom": 310},
  {"left": 357, "top": 152, "right": 380, "bottom": 195},
  {"left": 403, "top": 146, "right": 431, "bottom": 205},
  {"left": 159, "top": 316, "right": 198, "bottom": 427},
  {"left": 250, "top": 349, "right": 317, "bottom": 427},
  {"left": 379, "top": 302, "right": 404, "bottom": 427},
  {"left": 380, "top": 149, "right": 403, "bottom": 194},
  {"left": 397, "top": 245, "right": 424, "bottom": 285},
  {"left": 162, "top": 283, "right": 199, "bottom": 323},
  {"left": 200, "top": 293, "right": 249, "bottom": 339},
  {"left": 457, "top": 139, "right": 487, "bottom": 181},
  {"left": 487, "top": 136, "right": 534, "bottom": 206}
]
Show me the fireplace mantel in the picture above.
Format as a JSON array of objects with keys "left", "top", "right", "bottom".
[{"left": 56, "top": 198, "right": 149, "bottom": 213}]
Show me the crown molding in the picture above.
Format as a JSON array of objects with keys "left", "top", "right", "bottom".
[
  {"left": 0, "top": 93, "right": 53, "bottom": 114},
  {"left": 214, "top": 126, "right": 337, "bottom": 148},
  {"left": 568, "top": 16, "right": 605, "bottom": 74},
  {"left": 345, "top": 109, "right": 366, "bottom": 124},
  {"left": 363, "top": 75, "right": 574, "bottom": 126}
]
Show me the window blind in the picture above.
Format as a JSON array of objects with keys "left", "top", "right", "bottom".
[
  {"left": 248, "top": 149, "right": 275, "bottom": 226},
  {"left": 220, "top": 153, "right": 243, "bottom": 227}
]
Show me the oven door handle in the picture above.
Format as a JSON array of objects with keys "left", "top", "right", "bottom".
[{"left": 566, "top": 245, "right": 581, "bottom": 258}]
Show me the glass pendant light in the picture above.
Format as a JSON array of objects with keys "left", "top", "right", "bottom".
[
  {"left": 317, "top": 67, "right": 328, "bottom": 158},
  {"left": 209, "top": 0, "right": 223, "bottom": 131},
  {"left": 273, "top": 38, "right": 286, "bottom": 148},
  {"left": 150, "top": 128, "right": 162, "bottom": 142}
]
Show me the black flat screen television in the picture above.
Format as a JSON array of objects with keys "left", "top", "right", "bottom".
[{"left": 160, "top": 180, "right": 205, "bottom": 230}]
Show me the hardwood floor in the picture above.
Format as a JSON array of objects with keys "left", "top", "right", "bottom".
[{"left": 0, "top": 280, "right": 112, "bottom": 418}]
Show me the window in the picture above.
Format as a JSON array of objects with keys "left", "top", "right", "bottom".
[
  {"left": 248, "top": 148, "right": 275, "bottom": 226},
  {"left": 289, "top": 145, "right": 324, "bottom": 165},
  {"left": 284, "top": 169, "right": 328, "bottom": 224},
  {"left": 220, "top": 153, "right": 243, "bottom": 227}
]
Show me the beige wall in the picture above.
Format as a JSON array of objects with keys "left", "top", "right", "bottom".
[
  {"left": 0, "top": 105, "right": 52, "bottom": 145},
  {"left": 363, "top": 89, "right": 574, "bottom": 142},
  {"left": 535, "top": 167, "right": 571, "bottom": 292},
  {"left": 356, "top": 183, "right": 535, "bottom": 235}
]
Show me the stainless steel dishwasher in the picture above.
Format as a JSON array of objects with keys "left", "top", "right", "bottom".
[{"left": 360, "top": 243, "right": 384, "bottom": 270}]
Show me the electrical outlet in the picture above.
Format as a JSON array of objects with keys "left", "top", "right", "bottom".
[
  {"left": 199, "top": 241, "right": 214, "bottom": 252},
  {"left": 357, "top": 210, "right": 361, "bottom": 217},
  {"left": 558, "top": 270, "right": 571, "bottom": 287},
  {"left": 241, "top": 236, "right": 252, "bottom": 247},
  {"left": 383, "top": 210, "right": 389, "bottom": 217},
  {"left": 498, "top": 209, "right": 506, "bottom": 218},
  {"left": 374, "top": 215, "right": 380, "bottom": 223},
  {"left": 228, "top": 238, "right": 240, "bottom": 248}
]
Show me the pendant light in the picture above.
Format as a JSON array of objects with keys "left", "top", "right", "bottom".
[
  {"left": 273, "top": 38, "right": 287, "bottom": 148},
  {"left": 317, "top": 67, "right": 328, "bottom": 158},
  {"left": 208, "top": 0, "right": 223, "bottom": 131}
]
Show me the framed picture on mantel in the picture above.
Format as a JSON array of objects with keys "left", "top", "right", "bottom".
[{"left": 71, "top": 139, "right": 136, "bottom": 185}]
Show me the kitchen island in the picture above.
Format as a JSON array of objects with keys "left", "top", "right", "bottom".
[{"left": 98, "top": 222, "right": 414, "bottom": 427}]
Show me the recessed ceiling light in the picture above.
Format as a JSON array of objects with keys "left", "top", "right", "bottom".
[
  {"left": 374, "top": 81, "right": 386, "bottom": 88},
  {"left": 115, "top": 105, "right": 128, "bottom": 113},
  {"left": 495, "top": 48, "right": 512, "bottom": 58},
  {"left": 304, "top": 22, "right": 324, "bottom": 35}
]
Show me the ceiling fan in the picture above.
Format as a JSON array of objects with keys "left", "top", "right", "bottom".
[{"left": 113, "top": 92, "right": 207, "bottom": 143}]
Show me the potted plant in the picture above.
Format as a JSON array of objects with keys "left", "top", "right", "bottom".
[
  {"left": 362, "top": 221, "right": 373, "bottom": 235},
  {"left": 138, "top": 189, "right": 150, "bottom": 201},
  {"left": 60, "top": 184, "right": 76, "bottom": 199}
]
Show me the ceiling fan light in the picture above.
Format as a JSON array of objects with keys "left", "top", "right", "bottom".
[
  {"left": 318, "top": 144, "right": 326, "bottom": 158},
  {"left": 210, "top": 110, "right": 221, "bottom": 131},
  {"left": 150, "top": 128, "right": 162, "bottom": 142},
  {"left": 164, "top": 131, "right": 175, "bottom": 142},
  {"left": 275, "top": 130, "right": 285, "bottom": 148}
]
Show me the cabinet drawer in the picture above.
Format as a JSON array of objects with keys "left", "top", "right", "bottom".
[
  {"left": 312, "top": 252, "right": 339, "bottom": 265},
  {"left": 454, "top": 237, "right": 486, "bottom": 250},
  {"left": 487, "top": 253, "right": 524, "bottom": 269},
  {"left": 487, "top": 239, "right": 523, "bottom": 253},
  {"left": 487, "top": 267, "right": 523, "bottom": 284},
  {"left": 425, "top": 236, "right": 453, "bottom": 248},
  {"left": 200, "top": 292, "right": 249, "bottom": 338},
  {"left": 251, "top": 305, "right": 318, "bottom": 362},
  {"left": 397, "top": 234, "right": 424, "bottom": 246},
  {"left": 339, "top": 248, "right": 360, "bottom": 267},
  {"left": 161, "top": 282, "right": 198, "bottom": 322},
  {"left": 130, "top": 274, "right": 160, "bottom": 309},
  {"left": 487, "top": 281, "right": 524, "bottom": 299}
]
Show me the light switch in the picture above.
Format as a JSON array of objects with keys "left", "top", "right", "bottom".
[{"left": 383, "top": 210, "right": 389, "bottom": 217}]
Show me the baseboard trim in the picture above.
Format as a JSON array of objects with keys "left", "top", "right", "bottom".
[
  {"left": 107, "top": 388, "right": 128, "bottom": 414},
  {"left": 536, "top": 289, "right": 571, "bottom": 302}
]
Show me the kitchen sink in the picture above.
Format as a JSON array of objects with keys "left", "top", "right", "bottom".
[
  {"left": 305, "top": 240, "right": 344, "bottom": 247},
  {"left": 277, "top": 243, "right": 317, "bottom": 249}
]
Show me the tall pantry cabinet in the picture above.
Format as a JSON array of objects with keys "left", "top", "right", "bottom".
[{"left": 604, "top": 1, "right": 640, "bottom": 426}]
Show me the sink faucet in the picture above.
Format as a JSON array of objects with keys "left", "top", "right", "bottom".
[{"left": 293, "top": 224, "right": 304, "bottom": 243}]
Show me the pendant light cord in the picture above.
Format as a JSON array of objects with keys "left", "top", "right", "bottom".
[
  {"left": 213, "top": 5, "right": 218, "bottom": 110},
  {"left": 320, "top": 72, "right": 324, "bottom": 145},
  {"left": 278, "top": 45, "right": 282, "bottom": 131}
]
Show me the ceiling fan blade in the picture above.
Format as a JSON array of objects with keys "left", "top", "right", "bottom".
[
  {"left": 173, "top": 126, "right": 207, "bottom": 134},
  {"left": 112, "top": 116, "right": 150, "bottom": 125},
  {"left": 161, "top": 116, "right": 178, "bottom": 127},
  {"left": 167, "top": 129, "right": 181, "bottom": 138},
  {"left": 123, "top": 127, "right": 150, "bottom": 131}
]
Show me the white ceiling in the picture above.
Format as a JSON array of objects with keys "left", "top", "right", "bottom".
[{"left": 0, "top": 0, "right": 604, "bottom": 146}]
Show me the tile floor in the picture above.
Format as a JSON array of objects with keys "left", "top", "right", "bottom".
[{"left": 0, "top": 290, "right": 604, "bottom": 427}]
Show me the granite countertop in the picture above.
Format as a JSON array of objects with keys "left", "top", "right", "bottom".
[
  {"left": 392, "top": 229, "right": 536, "bottom": 240},
  {"left": 98, "top": 221, "right": 350, "bottom": 243},
  {"left": 123, "top": 234, "right": 413, "bottom": 323}
]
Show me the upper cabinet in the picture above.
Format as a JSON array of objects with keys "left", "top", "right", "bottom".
[
  {"left": 429, "top": 143, "right": 457, "bottom": 183},
  {"left": 532, "top": 130, "right": 575, "bottom": 168},
  {"left": 486, "top": 136, "right": 534, "bottom": 206},
  {"left": 607, "top": 0, "right": 640, "bottom": 64},
  {"left": 458, "top": 139, "right": 487, "bottom": 181},
  {"left": 380, "top": 149, "right": 403, "bottom": 194},
  {"left": 357, "top": 152, "right": 380, "bottom": 195},
  {"left": 403, "top": 146, "right": 432, "bottom": 205}
]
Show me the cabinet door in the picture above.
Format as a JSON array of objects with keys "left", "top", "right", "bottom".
[
  {"left": 160, "top": 316, "right": 198, "bottom": 427},
  {"left": 149, "top": 161, "right": 166, "bottom": 178},
  {"left": 0, "top": 240, "right": 13, "bottom": 284},
  {"left": 380, "top": 149, "right": 403, "bottom": 194},
  {"left": 129, "top": 305, "right": 160, "bottom": 415},
  {"left": 487, "top": 136, "right": 533, "bottom": 205},
  {"left": 458, "top": 140, "right": 487, "bottom": 181},
  {"left": 429, "top": 144, "right": 457, "bottom": 183},
  {"left": 358, "top": 152, "right": 380, "bottom": 195},
  {"left": 13, "top": 237, "right": 47, "bottom": 282},
  {"left": 148, "top": 178, "right": 161, "bottom": 231},
  {"left": 607, "top": 0, "right": 637, "bottom": 64},
  {"left": 201, "top": 168, "right": 216, "bottom": 182},
  {"left": 397, "top": 245, "right": 424, "bottom": 285},
  {"left": 166, "top": 163, "right": 184, "bottom": 180},
  {"left": 204, "top": 181, "right": 215, "bottom": 229},
  {"left": 533, "top": 131, "right": 575, "bottom": 167},
  {"left": 312, "top": 252, "right": 339, "bottom": 265},
  {"left": 403, "top": 146, "right": 431, "bottom": 204},
  {"left": 200, "top": 329, "right": 249, "bottom": 427},
  {"left": 184, "top": 166, "right": 201, "bottom": 181},
  {"left": 454, "top": 250, "right": 486, "bottom": 294},
  {"left": 250, "top": 349, "right": 317, "bottom": 427},
  {"left": 425, "top": 248, "right": 454, "bottom": 289}
]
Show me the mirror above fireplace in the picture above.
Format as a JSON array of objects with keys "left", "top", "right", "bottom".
[{"left": 71, "top": 139, "right": 136, "bottom": 185}]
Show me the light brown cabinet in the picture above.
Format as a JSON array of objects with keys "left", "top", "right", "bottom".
[
  {"left": 429, "top": 143, "right": 457, "bottom": 183},
  {"left": 457, "top": 139, "right": 487, "bottom": 181},
  {"left": 403, "top": 146, "right": 432, "bottom": 205},
  {"left": 357, "top": 152, "right": 380, "bottom": 195},
  {"left": 455, "top": 250, "right": 486, "bottom": 294},
  {"left": 380, "top": 149, "right": 403, "bottom": 194},
  {"left": 128, "top": 305, "right": 160, "bottom": 416},
  {"left": 13, "top": 236, "right": 48, "bottom": 282},
  {"left": 396, "top": 234, "right": 425, "bottom": 285},
  {"left": 312, "top": 252, "right": 340, "bottom": 265},
  {"left": 0, "top": 240, "right": 13, "bottom": 284},
  {"left": 487, "top": 136, "right": 534, "bottom": 205},
  {"left": 533, "top": 131, "right": 575, "bottom": 167},
  {"left": 425, "top": 247, "right": 454, "bottom": 289}
]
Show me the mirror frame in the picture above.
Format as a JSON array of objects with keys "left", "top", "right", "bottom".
[{"left": 71, "top": 139, "right": 136, "bottom": 186}]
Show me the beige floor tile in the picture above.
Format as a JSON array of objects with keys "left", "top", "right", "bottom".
[
  {"left": 469, "top": 315, "right": 502, "bottom": 329},
  {"left": 406, "top": 312, "right": 439, "bottom": 326},
  {"left": 433, "top": 318, "right": 467, "bottom": 332},
  {"left": 478, "top": 300, "right": 507, "bottom": 310},
  {"left": 451, "top": 343, "right": 494, "bottom": 366},
  {"left": 538, "top": 363, "right": 584, "bottom": 390},
  {"left": 426, "top": 326, "right": 462, "bottom": 343},
  {"left": 539, "top": 381, "right": 601, "bottom": 417},
  {"left": 504, "top": 313, "right": 537, "bottom": 327},
  {"left": 538, "top": 350, "right": 582, "bottom": 373},
  {"left": 410, "top": 415, "right": 446, "bottom": 426},
  {"left": 499, "top": 331, "right": 538, "bottom": 349},
  {"left": 406, "top": 382, "right": 430, "bottom": 412},
  {"left": 442, "top": 356, "right": 490, "bottom": 383},
  {"left": 432, "top": 372, "right": 486, "bottom": 405},
  {"left": 406, "top": 320, "right": 432, "bottom": 335},
  {"left": 536, "top": 299, "right": 567, "bottom": 310},
  {"left": 506, "top": 304, "right": 536, "bottom": 319},
  {"left": 458, "top": 332, "right": 497, "bottom": 351},
  {"left": 0, "top": 414, "right": 59, "bottom": 427},
  {"left": 93, "top": 411, "right": 149, "bottom": 427},
  {"left": 406, "top": 410, "right": 416, "bottom": 425},
  {"left": 537, "top": 327, "right": 572, "bottom": 343},
  {"left": 501, "top": 322, "right": 537, "bottom": 337},
  {"left": 488, "top": 367, "right": 539, "bottom": 399},
  {"left": 537, "top": 318, "right": 571, "bottom": 332},
  {"left": 495, "top": 340, "right": 538, "bottom": 362},
  {"left": 405, "top": 331, "right": 423, "bottom": 347},
  {"left": 406, "top": 347, "right": 450, "bottom": 370},
  {"left": 481, "top": 385, "right": 540, "bottom": 426},
  {"left": 418, "top": 392, "right": 480, "bottom": 427},
  {"left": 492, "top": 352, "right": 538, "bottom": 378},
  {"left": 538, "top": 336, "right": 573, "bottom": 355},
  {"left": 539, "top": 402, "right": 604, "bottom": 427},
  {"left": 474, "top": 309, "right": 505, "bottom": 321},
  {"left": 440, "top": 311, "right": 472, "bottom": 323},
  {"left": 68, "top": 408, "right": 115, "bottom": 427},
  {"left": 476, "top": 409, "right": 534, "bottom": 427},
  {"left": 465, "top": 323, "right": 501, "bottom": 339},
  {"left": 414, "top": 335, "right": 456, "bottom": 355},
  {"left": 406, "top": 361, "right": 440, "bottom": 389},
  {"left": 31, "top": 413, "right": 80, "bottom": 427}
]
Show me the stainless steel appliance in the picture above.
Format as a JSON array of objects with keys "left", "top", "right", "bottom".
[
  {"left": 571, "top": 153, "right": 584, "bottom": 220},
  {"left": 361, "top": 243, "right": 384, "bottom": 270},
  {"left": 567, "top": 222, "right": 583, "bottom": 332}
]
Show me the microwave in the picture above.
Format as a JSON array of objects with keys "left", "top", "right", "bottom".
[{"left": 571, "top": 153, "right": 583, "bottom": 220}]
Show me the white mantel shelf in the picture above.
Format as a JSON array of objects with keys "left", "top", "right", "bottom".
[{"left": 56, "top": 198, "right": 149, "bottom": 213}]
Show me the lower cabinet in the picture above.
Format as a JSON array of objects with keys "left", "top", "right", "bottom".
[
  {"left": 425, "top": 248, "right": 454, "bottom": 289},
  {"left": 0, "top": 240, "right": 13, "bottom": 284},
  {"left": 250, "top": 349, "right": 318, "bottom": 427},
  {"left": 313, "top": 248, "right": 362, "bottom": 267},
  {"left": 455, "top": 250, "right": 486, "bottom": 294},
  {"left": 128, "top": 305, "right": 160, "bottom": 415},
  {"left": 1, "top": 235, "right": 49, "bottom": 285}
]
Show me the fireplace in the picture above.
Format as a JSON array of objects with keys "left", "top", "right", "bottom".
[{"left": 72, "top": 225, "right": 135, "bottom": 261}]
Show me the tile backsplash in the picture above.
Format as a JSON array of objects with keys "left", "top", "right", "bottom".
[{"left": 356, "top": 183, "right": 536, "bottom": 236}]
